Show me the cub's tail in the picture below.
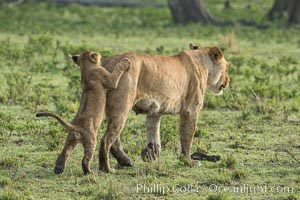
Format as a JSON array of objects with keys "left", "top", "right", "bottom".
[{"left": 36, "top": 112, "right": 81, "bottom": 133}]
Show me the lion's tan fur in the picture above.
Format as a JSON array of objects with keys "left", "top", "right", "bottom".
[
  {"left": 36, "top": 51, "right": 131, "bottom": 174},
  {"left": 94, "top": 44, "right": 230, "bottom": 173}
]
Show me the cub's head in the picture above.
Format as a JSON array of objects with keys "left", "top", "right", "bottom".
[
  {"left": 190, "top": 44, "right": 230, "bottom": 95},
  {"left": 70, "top": 51, "right": 101, "bottom": 68}
]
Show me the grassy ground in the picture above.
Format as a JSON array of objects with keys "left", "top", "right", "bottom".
[{"left": 0, "top": 1, "right": 299, "bottom": 199}]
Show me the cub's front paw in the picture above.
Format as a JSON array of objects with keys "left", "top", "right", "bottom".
[{"left": 120, "top": 58, "right": 131, "bottom": 71}]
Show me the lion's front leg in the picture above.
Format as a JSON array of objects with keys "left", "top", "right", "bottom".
[
  {"left": 141, "top": 115, "right": 161, "bottom": 162},
  {"left": 179, "top": 110, "right": 200, "bottom": 167}
]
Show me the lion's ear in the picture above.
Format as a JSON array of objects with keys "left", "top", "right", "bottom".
[
  {"left": 209, "top": 46, "right": 223, "bottom": 63},
  {"left": 88, "top": 52, "right": 101, "bottom": 64},
  {"left": 189, "top": 43, "right": 199, "bottom": 50},
  {"left": 70, "top": 54, "right": 79, "bottom": 65}
]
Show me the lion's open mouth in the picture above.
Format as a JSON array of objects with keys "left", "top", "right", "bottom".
[{"left": 219, "top": 84, "right": 226, "bottom": 90}]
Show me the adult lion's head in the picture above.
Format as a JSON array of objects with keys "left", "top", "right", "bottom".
[{"left": 190, "top": 44, "right": 230, "bottom": 95}]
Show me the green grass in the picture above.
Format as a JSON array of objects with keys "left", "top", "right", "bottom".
[{"left": 0, "top": 1, "right": 299, "bottom": 199}]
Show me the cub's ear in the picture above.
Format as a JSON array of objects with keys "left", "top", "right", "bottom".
[
  {"left": 88, "top": 52, "right": 101, "bottom": 64},
  {"left": 189, "top": 43, "right": 200, "bottom": 50},
  {"left": 69, "top": 54, "right": 79, "bottom": 65},
  {"left": 208, "top": 46, "right": 223, "bottom": 63}
]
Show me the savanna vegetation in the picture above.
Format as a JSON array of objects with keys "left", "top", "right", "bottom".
[{"left": 0, "top": 0, "right": 299, "bottom": 199}]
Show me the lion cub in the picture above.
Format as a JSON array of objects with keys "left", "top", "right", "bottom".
[{"left": 36, "top": 51, "right": 131, "bottom": 174}]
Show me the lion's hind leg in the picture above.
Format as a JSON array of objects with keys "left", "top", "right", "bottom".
[
  {"left": 81, "top": 129, "right": 97, "bottom": 174},
  {"left": 111, "top": 137, "right": 134, "bottom": 167},
  {"left": 99, "top": 116, "right": 129, "bottom": 173},
  {"left": 36, "top": 112, "right": 81, "bottom": 174},
  {"left": 99, "top": 96, "right": 133, "bottom": 173}
]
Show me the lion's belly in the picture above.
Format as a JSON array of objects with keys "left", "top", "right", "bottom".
[{"left": 133, "top": 95, "right": 183, "bottom": 115}]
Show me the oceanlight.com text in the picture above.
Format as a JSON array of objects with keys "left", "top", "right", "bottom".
[{"left": 136, "top": 183, "right": 295, "bottom": 196}]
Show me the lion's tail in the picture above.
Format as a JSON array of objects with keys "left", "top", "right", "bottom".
[{"left": 36, "top": 112, "right": 81, "bottom": 133}]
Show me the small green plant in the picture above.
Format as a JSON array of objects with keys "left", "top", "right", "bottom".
[
  {"left": 229, "top": 140, "right": 244, "bottom": 149},
  {"left": 5, "top": 72, "right": 32, "bottom": 105},
  {"left": 0, "top": 190, "right": 20, "bottom": 200},
  {"left": 222, "top": 155, "right": 236, "bottom": 170},
  {"left": 23, "top": 35, "right": 54, "bottom": 58},
  {"left": 160, "top": 116, "right": 178, "bottom": 148},
  {"left": 0, "top": 177, "right": 12, "bottom": 187},
  {"left": 207, "top": 193, "right": 232, "bottom": 200},
  {"left": 94, "top": 179, "right": 124, "bottom": 200},
  {"left": 156, "top": 45, "right": 164, "bottom": 54},
  {"left": 0, "top": 157, "right": 18, "bottom": 169},
  {"left": 285, "top": 194, "right": 298, "bottom": 200},
  {"left": 232, "top": 169, "right": 247, "bottom": 181},
  {"left": 194, "top": 128, "right": 209, "bottom": 138}
]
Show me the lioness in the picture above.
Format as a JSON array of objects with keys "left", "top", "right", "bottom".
[
  {"left": 36, "top": 51, "right": 131, "bottom": 174},
  {"left": 96, "top": 44, "right": 229, "bottom": 173}
]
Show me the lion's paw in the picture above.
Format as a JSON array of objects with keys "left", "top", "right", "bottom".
[
  {"left": 141, "top": 143, "right": 160, "bottom": 162},
  {"left": 185, "top": 159, "right": 200, "bottom": 167},
  {"left": 120, "top": 58, "right": 131, "bottom": 71},
  {"left": 179, "top": 155, "right": 200, "bottom": 167},
  {"left": 118, "top": 157, "right": 134, "bottom": 167},
  {"left": 99, "top": 165, "right": 116, "bottom": 174},
  {"left": 54, "top": 164, "right": 65, "bottom": 174}
]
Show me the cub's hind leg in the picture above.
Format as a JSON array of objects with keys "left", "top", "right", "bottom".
[
  {"left": 54, "top": 132, "right": 80, "bottom": 174},
  {"left": 81, "top": 129, "right": 97, "bottom": 174}
]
